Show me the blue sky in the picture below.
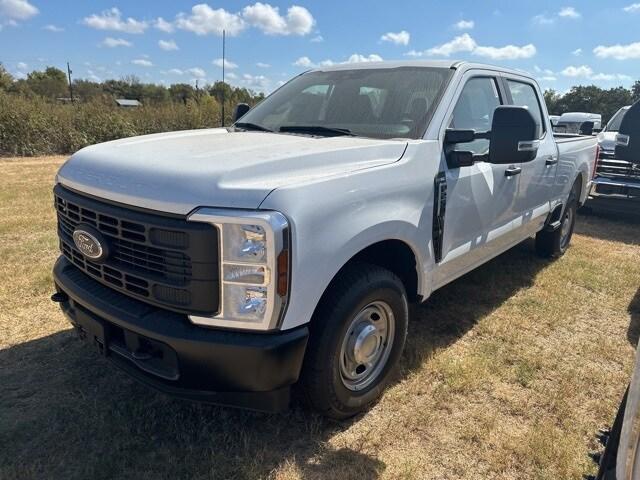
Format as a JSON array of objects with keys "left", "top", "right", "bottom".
[{"left": 1, "top": 0, "right": 640, "bottom": 94}]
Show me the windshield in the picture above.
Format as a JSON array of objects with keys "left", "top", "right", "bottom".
[
  {"left": 605, "top": 107, "right": 629, "bottom": 132},
  {"left": 236, "top": 67, "right": 453, "bottom": 140}
]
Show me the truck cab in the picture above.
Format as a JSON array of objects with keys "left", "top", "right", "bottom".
[{"left": 51, "top": 61, "right": 598, "bottom": 418}]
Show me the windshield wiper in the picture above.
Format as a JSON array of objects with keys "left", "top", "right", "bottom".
[
  {"left": 234, "top": 122, "right": 273, "bottom": 132},
  {"left": 279, "top": 125, "right": 355, "bottom": 137}
]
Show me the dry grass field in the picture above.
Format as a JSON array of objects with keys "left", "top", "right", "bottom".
[{"left": 1, "top": 155, "right": 639, "bottom": 480}]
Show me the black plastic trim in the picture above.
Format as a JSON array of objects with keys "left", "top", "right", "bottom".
[{"left": 53, "top": 256, "right": 309, "bottom": 412}]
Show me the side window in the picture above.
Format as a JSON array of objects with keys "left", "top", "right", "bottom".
[
  {"left": 449, "top": 77, "right": 501, "bottom": 155},
  {"left": 506, "top": 80, "right": 545, "bottom": 138}
]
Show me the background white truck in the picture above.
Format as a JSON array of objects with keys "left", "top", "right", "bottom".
[{"left": 51, "top": 60, "right": 598, "bottom": 418}]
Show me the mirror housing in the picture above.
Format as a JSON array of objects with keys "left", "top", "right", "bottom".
[
  {"left": 579, "top": 121, "right": 594, "bottom": 136},
  {"left": 445, "top": 129, "right": 476, "bottom": 144},
  {"left": 615, "top": 100, "right": 640, "bottom": 165},
  {"left": 488, "top": 106, "right": 538, "bottom": 164},
  {"left": 233, "top": 103, "right": 251, "bottom": 122},
  {"left": 448, "top": 150, "right": 475, "bottom": 168}
]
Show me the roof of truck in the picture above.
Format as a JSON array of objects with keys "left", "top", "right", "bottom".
[{"left": 313, "top": 60, "right": 531, "bottom": 78}]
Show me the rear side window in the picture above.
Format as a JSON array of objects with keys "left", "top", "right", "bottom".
[
  {"left": 449, "top": 77, "right": 501, "bottom": 155},
  {"left": 506, "top": 80, "right": 545, "bottom": 138}
]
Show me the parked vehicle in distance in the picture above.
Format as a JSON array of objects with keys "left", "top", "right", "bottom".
[
  {"left": 590, "top": 102, "right": 640, "bottom": 215},
  {"left": 550, "top": 115, "right": 560, "bottom": 127},
  {"left": 51, "top": 61, "right": 598, "bottom": 418},
  {"left": 554, "top": 112, "right": 602, "bottom": 135}
]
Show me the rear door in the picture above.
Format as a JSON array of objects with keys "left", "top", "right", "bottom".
[
  {"left": 503, "top": 78, "right": 558, "bottom": 236},
  {"left": 434, "top": 72, "right": 522, "bottom": 286}
]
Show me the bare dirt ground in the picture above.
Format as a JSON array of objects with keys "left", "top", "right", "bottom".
[{"left": 1, "top": 156, "right": 639, "bottom": 479}]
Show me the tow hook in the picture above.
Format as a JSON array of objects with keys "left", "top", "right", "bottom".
[{"left": 51, "top": 291, "right": 69, "bottom": 303}]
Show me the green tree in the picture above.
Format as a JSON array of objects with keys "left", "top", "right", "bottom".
[
  {"left": 0, "top": 63, "right": 13, "bottom": 91},
  {"left": 26, "top": 66, "right": 68, "bottom": 99},
  {"left": 632, "top": 80, "right": 640, "bottom": 103},
  {"left": 168, "top": 83, "right": 196, "bottom": 104}
]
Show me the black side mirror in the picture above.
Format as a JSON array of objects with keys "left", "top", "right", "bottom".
[
  {"left": 579, "top": 121, "right": 594, "bottom": 136},
  {"left": 445, "top": 129, "right": 476, "bottom": 144},
  {"left": 233, "top": 103, "right": 251, "bottom": 122},
  {"left": 488, "top": 106, "right": 538, "bottom": 164},
  {"left": 615, "top": 100, "right": 640, "bottom": 165}
]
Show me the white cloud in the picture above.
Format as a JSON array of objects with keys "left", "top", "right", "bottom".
[
  {"left": 473, "top": 43, "right": 536, "bottom": 60},
  {"left": 346, "top": 53, "right": 383, "bottom": 63},
  {"left": 83, "top": 8, "right": 147, "bottom": 34},
  {"left": 132, "top": 58, "right": 153, "bottom": 67},
  {"left": 293, "top": 56, "right": 314, "bottom": 67},
  {"left": 176, "top": 4, "right": 244, "bottom": 36},
  {"left": 590, "top": 72, "right": 632, "bottom": 81},
  {"left": 310, "top": 34, "right": 323, "bottom": 42},
  {"left": 226, "top": 72, "right": 238, "bottom": 80},
  {"left": 167, "top": 68, "right": 184, "bottom": 75},
  {"left": 293, "top": 54, "right": 381, "bottom": 68},
  {"left": 256, "top": 62, "right": 271, "bottom": 68},
  {"left": 561, "top": 65, "right": 593, "bottom": 77},
  {"left": 419, "top": 33, "right": 535, "bottom": 60},
  {"left": 533, "top": 7, "right": 581, "bottom": 25},
  {"left": 380, "top": 30, "right": 410, "bottom": 46},
  {"left": 43, "top": 24, "right": 63, "bottom": 32},
  {"left": 16, "top": 61, "right": 27, "bottom": 70},
  {"left": 213, "top": 58, "right": 238, "bottom": 69},
  {"left": 101, "top": 37, "right": 132, "bottom": 48},
  {"left": 559, "top": 65, "right": 631, "bottom": 83},
  {"left": 558, "top": 7, "right": 580, "bottom": 18},
  {"left": 594, "top": 42, "right": 640, "bottom": 60},
  {"left": 242, "top": 73, "right": 270, "bottom": 91},
  {"left": 158, "top": 39, "right": 179, "bottom": 51},
  {"left": 454, "top": 20, "right": 474, "bottom": 30},
  {"left": 623, "top": 3, "right": 640, "bottom": 12},
  {"left": 539, "top": 76, "right": 557, "bottom": 82},
  {"left": 154, "top": 17, "right": 174, "bottom": 33},
  {"left": 0, "top": 0, "right": 38, "bottom": 20},
  {"left": 188, "top": 67, "right": 206, "bottom": 78},
  {"left": 532, "top": 14, "right": 555, "bottom": 25},
  {"left": 426, "top": 33, "right": 477, "bottom": 56},
  {"left": 572, "top": 48, "right": 582, "bottom": 56},
  {"left": 242, "top": 3, "right": 314, "bottom": 35}
]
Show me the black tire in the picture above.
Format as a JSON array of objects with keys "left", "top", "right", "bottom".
[
  {"left": 299, "top": 262, "right": 408, "bottom": 419},
  {"left": 536, "top": 184, "right": 579, "bottom": 258}
]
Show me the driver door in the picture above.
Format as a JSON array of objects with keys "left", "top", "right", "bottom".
[{"left": 434, "top": 74, "right": 522, "bottom": 287}]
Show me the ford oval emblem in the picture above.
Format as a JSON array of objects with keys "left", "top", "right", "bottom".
[{"left": 72, "top": 226, "right": 109, "bottom": 262}]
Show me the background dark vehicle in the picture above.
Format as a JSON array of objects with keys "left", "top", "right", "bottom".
[{"left": 588, "top": 101, "right": 640, "bottom": 217}]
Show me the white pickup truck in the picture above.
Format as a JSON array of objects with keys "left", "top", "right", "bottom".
[{"left": 51, "top": 60, "right": 598, "bottom": 418}]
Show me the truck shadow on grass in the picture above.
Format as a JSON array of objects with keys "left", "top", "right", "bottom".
[
  {"left": 0, "top": 240, "right": 551, "bottom": 480},
  {"left": 577, "top": 209, "right": 640, "bottom": 246}
]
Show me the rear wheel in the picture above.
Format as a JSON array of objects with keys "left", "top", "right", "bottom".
[
  {"left": 300, "top": 263, "right": 408, "bottom": 419},
  {"left": 536, "top": 185, "right": 578, "bottom": 258}
]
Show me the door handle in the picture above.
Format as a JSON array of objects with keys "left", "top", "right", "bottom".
[
  {"left": 545, "top": 156, "right": 558, "bottom": 166},
  {"left": 504, "top": 166, "right": 522, "bottom": 177}
]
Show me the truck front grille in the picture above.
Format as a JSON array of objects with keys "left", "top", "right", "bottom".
[
  {"left": 54, "top": 185, "right": 219, "bottom": 315},
  {"left": 596, "top": 153, "right": 640, "bottom": 181}
]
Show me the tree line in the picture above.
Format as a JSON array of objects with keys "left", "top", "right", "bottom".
[
  {"left": 2, "top": 63, "right": 639, "bottom": 125},
  {"left": 0, "top": 63, "right": 265, "bottom": 109}
]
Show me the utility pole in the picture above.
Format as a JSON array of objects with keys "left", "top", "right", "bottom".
[
  {"left": 221, "top": 29, "right": 225, "bottom": 127},
  {"left": 66, "top": 61, "right": 74, "bottom": 102}
]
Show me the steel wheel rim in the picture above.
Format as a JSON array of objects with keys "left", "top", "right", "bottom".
[
  {"left": 339, "top": 300, "right": 395, "bottom": 392},
  {"left": 560, "top": 205, "right": 573, "bottom": 248}
]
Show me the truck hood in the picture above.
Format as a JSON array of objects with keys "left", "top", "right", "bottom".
[
  {"left": 597, "top": 131, "right": 617, "bottom": 153},
  {"left": 57, "top": 128, "right": 407, "bottom": 214}
]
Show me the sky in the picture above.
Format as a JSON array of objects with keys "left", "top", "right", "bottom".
[{"left": 1, "top": 0, "right": 640, "bottom": 94}]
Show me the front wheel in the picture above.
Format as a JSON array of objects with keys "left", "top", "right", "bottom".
[
  {"left": 536, "top": 187, "right": 578, "bottom": 258},
  {"left": 299, "top": 263, "right": 408, "bottom": 419}
]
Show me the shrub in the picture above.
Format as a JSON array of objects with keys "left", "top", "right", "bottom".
[{"left": 0, "top": 93, "right": 223, "bottom": 156}]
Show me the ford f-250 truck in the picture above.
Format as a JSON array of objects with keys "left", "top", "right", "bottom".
[{"left": 51, "top": 61, "right": 598, "bottom": 418}]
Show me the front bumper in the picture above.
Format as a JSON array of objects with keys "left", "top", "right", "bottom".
[
  {"left": 53, "top": 257, "right": 309, "bottom": 412},
  {"left": 587, "top": 176, "right": 640, "bottom": 215}
]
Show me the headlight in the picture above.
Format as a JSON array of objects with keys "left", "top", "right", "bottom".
[{"left": 187, "top": 208, "right": 290, "bottom": 331}]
